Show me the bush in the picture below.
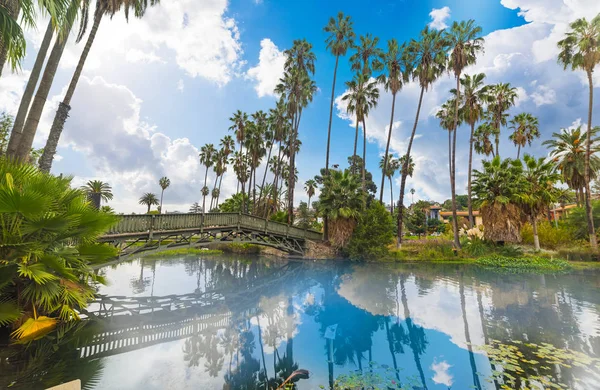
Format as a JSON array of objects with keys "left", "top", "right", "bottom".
[
  {"left": 521, "top": 221, "right": 574, "bottom": 249},
  {"left": 565, "top": 201, "right": 600, "bottom": 240},
  {"left": 270, "top": 211, "right": 288, "bottom": 223},
  {"left": 0, "top": 161, "right": 118, "bottom": 340},
  {"left": 475, "top": 255, "right": 571, "bottom": 273},
  {"left": 346, "top": 202, "right": 395, "bottom": 261}
]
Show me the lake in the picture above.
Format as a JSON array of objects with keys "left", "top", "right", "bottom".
[{"left": 2, "top": 255, "right": 600, "bottom": 389}]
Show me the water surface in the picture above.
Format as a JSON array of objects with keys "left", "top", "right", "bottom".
[{"left": 2, "top": 255, "right": 600, "bottom": 389}]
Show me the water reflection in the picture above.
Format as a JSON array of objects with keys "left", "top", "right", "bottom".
[{"left": 1, "top": 256, "right": 599, "bottom": 389}]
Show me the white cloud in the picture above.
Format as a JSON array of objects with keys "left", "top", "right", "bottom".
[
  {"left": 531, "top": 85, "right": 556, "bottom": 106},
  {"left": 431, "top": 359, "right": 454, "bottom": 387},
  {"left": 429, "top": 6, "right": 451, "bottom": 30},
  {"left": 176, "top": 79, "right": 184, "bottom": 92},
  {"left": 125, "top": 49, "right": 165, "bottom": 64},
  {"left": 246, "top": 38, "right": 286, "bottom": 98}
]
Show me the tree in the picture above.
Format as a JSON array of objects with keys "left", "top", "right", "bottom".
[
  {"left": 557, "top": 13, "right": 600, "bottom": 250},
  {"left": 342, "top": 73, "right": 379, "bottom": 203},
  {"left": 347, "top": 202, "right": 395, "bottom": 261},
  {"left": 232, "top": 151, "right": 250, "bottom": 212},
  {"left": 200, "top": 144, "right": 216, "bottom": 215},
  {"left": 397, "top": 26, "right": 447, "bottom": 247},
  {"left": 158, "top": 176, "right": 170, "bottom": 214},
  {"left": 379, "top": 154, "right": 399, "bottom": 213},
  {"left": 324, "top": 12, "right": 354, "bottom": 174},
  {"left": 304, "top": 179, "right": 316, "bottom": 210},
  {"left": 139, "top": 193, "right": 159, "bottom": 213},
  {"left": 456, "top": 73, "right": 490, "bottom": 228},
  {"left": 488, "top": 83, "right": 518, "bottom": 157},
  {"left": 219, "top": 193, "right": 249, "bottom": 213},
  {"left": 82, "top": 180, "right": 113, "bottom": 210},
  {"left": 189, "top": 202, "right": 202, "bottom": 213},
  {"left": 378, "top": 39, "right": 410, "bottom": 202},
  {"left": 472, "top": 157, "right": 526, "bottom": 243},
  {"left": 509, "top": 113, "right": 540, "bottom": 159},
  {"left": 0, "top": 111, "right": 13, "bottom": 154},
  {"left": 38, "top": 0, "right": 161, "bottom": 172},
  {"left": 406, "top": 208, "right": 427, "bottom": 238},
  {"left": 474, "top": 122, "right": 496, "bottom": 157},
  {"left": 0, "top": 159, "right": 118, "bottom": 340},
  {"left": 543, "top": 126, "right": 600, "bottom": 206},
  {"left": 446, "top": 19, "right": 485, "bottom": 249},
  {"left": 520, "top": 154, "right": 561, "bottom": 251}
]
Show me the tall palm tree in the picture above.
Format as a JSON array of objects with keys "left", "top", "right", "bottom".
[
  {"left": 342, "top": 73, "right": 379, "bottom": 206},
  {"left": 488, "top": 83, "right": 518, "bottom": 157},
  {"left": 210, "top": 149, "right": 226, "bottom": 210},
  {"left": 158, "top": 176, "right": 170, "bottom": 214},
  {"left": 82, "top": 179, "right": 113, "bottom": 209},
  {"left": 557, "top": 14, "right": 600, "bottom": 250},
  {"left": 200, "top": 144, "right": 216, "bottom": 214},
  {"left": 139, "top": 193, "right": 159, "bottom": 213},
  {"left": 38, "top": 0, "right": 161, "bottom": 172},
  {"left": 232, "top": 151, "right": 250, "bottom": 212},
  {"left": 379, "top": 154, "right": 399, "bottom": 213},
  {"left": 229, "top": 110, "right": 249, "bottom": 192},
  {"left": 324, "top": 12, "right": 354, "bottom": 174},
  {"left": 349, "top": 33, "right": 384, "bottom": 76},
  {"left": 275, "top": 39, "right": 317, "bottom": 224},
  {"left": 473, "top": 121, "right": 495, "bottom": 157},
  {"left": 457, "top": 73, "right": 490, "bottom": 227},
  {"left": 304, "top": 179, "right": 316, "bottom": 210},
  {"left": 509, "top": 113, "right": 540, "bottom": 159},
  {"left": 378, "top": 39, "right": 410, "bottom": 203},
  {"left": 445, "top": 19, "right": 484, "bottom": 249},
  {"left": 397, "top": 26, "right": 447, "bottom": 247}
]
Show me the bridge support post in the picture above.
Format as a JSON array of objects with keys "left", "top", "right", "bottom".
[{"left": 149, "top": 216, "right": 155, "bottom": 242}]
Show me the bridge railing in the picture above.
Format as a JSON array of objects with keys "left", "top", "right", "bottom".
[{"left": 105, "top": 213, "right": 322, "bottom": 241}]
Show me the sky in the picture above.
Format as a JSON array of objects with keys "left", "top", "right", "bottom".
[{"left": 1, "top": 0, "right": 600, "bottom": 213}]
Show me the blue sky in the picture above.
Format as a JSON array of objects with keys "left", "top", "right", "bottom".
[{"left": 1, "top": 0, "right": 599, "bottom": 212}]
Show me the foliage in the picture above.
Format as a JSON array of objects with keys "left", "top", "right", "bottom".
[
  {"left": 442, "top": 195, "right": 468, "bottom": 210},
  {"left": 0, "top": 160, "right": 118, "bottom": 340},
  {"left": 0, "top": 112, "right": 12, "bottom": 154},
  {"left": 426, "top": 218, "right": 446, "bottom": 234},
  {"left": 270, "top": 210, "right": 288, "bottom": 223},
  {"left": 82, "top": 180, "right": 113, "bottom": 210},
  {"left": 475, "top": 255, "right": 571, "bottom": 273},
  {"left": 564, "top": 200, "right": 600, "bottom": 239},
  {"left": 219, "top": 193, "right": 249, "bottom": 213},
  {"left": 143, "top": 248, "right": 223, "bottom": 258},
  {"left": 318, "top": 169, "right": 363, "bottom": 220},
  {"left": 331, "top": 361, "right": 416, "bottom": 390},
  {"left": 521, "top": 221, "right": 575, "bottom": 250},
  {"left": 405, "top": 208, "right": 426, "bottom": 238},
  {"left": 138, "top": 192, "right": 159, "bottom": 213},
  {"left": 295, "top": 201, "right": 313, "bottom": 229},
  {"left": 346, "top": 202, "right": 395, "bottom": 261}
]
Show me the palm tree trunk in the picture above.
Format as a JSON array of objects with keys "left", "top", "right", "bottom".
[
  {"left": 287, "top": 110, "right": 301, "bottom": 224},
  {"left": 248, "top": 165, "right": 253, "bottom": 213},
  {"left": 252, "top": 163, "right": 257, "bottom": 213},
  {"left": 451, "top": 77, "right": 462, "bottom": 249},
  {"left": 160, "top": 189, "right": 164, "bottom": 214},
  {"left": 39, "top": 5, "right": 105, "bottom": 172},
  {"left": 308, "top": 195, "right": 312, "bottom": 211},
  {"left": 0, "top": 0, "right": 20, "bottom": 78},
  {"left": 585, "top": 71, "right": 598, "bottom": 250},
  {"left": 203, "top": 166, "right": 208, "bottom": 214},
  {"left": 216, "top": 174, "right": 224, "bottom": 209},
  {"left": 517, "top": 144, "right": 521, "bottom": 159},
  {"left": 397, "top": 86, "right": 425, "bottom": 247},
  {"left": 352, "top": 116, "right": 359, "bottom": 174},
  {"left": 389, "top": 176, "right": 394, "bottom": 214},
  {"left": 259, "top": 140, "right": 274, "bottom": 215},
  {"left": 267, "top": 144, "right": 283, "bottom": 220},
  {"left": 147, "top": 203, "right": 151, "bottom": 213},
  {"left": 210, "top": 174, "right": 219, "bottom": 210},
  {"left": 380, "top": 92, "right": 397, "bottom": 202},
  {"left": 400, "top": 277, "right": 427, "bottom": 389},
  {"left": 532, "top": 215, "right": 540, "bottom": 251},
  {"left": 467, "top": 123, "right": 475, "bottom": 228},
  {"left": 325, "top": 54, "right": 339, "bottom": 173},
  {"left": 13, "top": 25, "right": 70, "bottom": 161},
  {"left": 6, "top": 21, "right": 53, "bottom": 157},
  {"left": 362, "top": 118, "right": 367, "bottom": 209},
  {"left": 460, "top": 274, "right": 482, "bottom": 390}
]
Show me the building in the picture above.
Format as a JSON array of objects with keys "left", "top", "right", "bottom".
[
  {"left": 439, "top": 210, "right": 483, "bottom": 226},
  {"left": 427, "top": 205, "right": 442, "bottom": 221},
  {"left": 548, "top": 204, "right": 578, "bottom": 220}
]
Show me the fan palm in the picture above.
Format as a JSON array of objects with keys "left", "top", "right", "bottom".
[
  {"left": 82, "top": 179, "right": 113, "bottom": 209},
  {"left": 474, "top": 122, "right": 495, "bottom": 157},
  {"left": 158, "top": 176, "right": 170, "bottom": 214},
  {"left": 139, "top": 193, "right": 159, "bottom": 213},
  {"left": 38, "top": 0, "right": 161, "bottom": 172},
  {"left": 324, "top": 12, "right": 355, "bottom": 174},
  {"left": 379, "top": 154, "right": 400, "bottom": 213},
  {"left": 436, "top": 99, "right": 462, "bottom": 218},
  {"left": 304, "top": 179, "right": 317, "bottom": 210},
  {"left": 349, "top": 33, "right": 384, "bottom": 76},
  {"left": 445, "top": 19, "right": 484, "bottom": 248},
  {"left": 229, "top": 110, "right": 249, "bottom": 167},
  {"left": 0, "top": 160, "right": 118, "bottom": 340},
  {"left": 210, "top": 149, "right": 227, "bottom": 210},
  {"left": 457, "top": 73, "right": 490, "bottom": 227},
  {"left": 557, "top": 13, "right": 600, "bottom": 249},
  {"left": 232, "top": 151, "right": 250, "bottom": 212},
  {"left": 509, "top": 113, "right": 540, "bottom": 159},
  {"left": 378, "top": 39, "right": 411, "bottom": 203},
  {"left": 488, "top": 83, "right": 518, "bottom": 157},
  {"left": 200, "top": 144, "right": 216, "bottom": 215},
  {"left": 397, "top": 26, "right": 447, "bottom": 246}
]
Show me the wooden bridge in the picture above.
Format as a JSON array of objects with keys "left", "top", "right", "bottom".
[{"left": 98, "top": 212, "right": 323, "bottom": 257}]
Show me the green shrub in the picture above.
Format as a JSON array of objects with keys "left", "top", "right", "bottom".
[
  {"left": 521, "top": 221, "right": 574, "bottom": 249},
  {"left": 270, "top": 211, "right": 288, "bottom": 223},
  {"left": 496, "top": 245, "right": 523, "bottom": 257},
  {"left": 565, "top": 201, "right": 600, "bottom": 240},
  {"left": 475, "top": 255, "right": 571, "bottom": 273},
  {"left": 347, "top": 202, "right": 395, "bottom": 261},
  {"left": 557, "top": 247, "right": 599, "bottom": 261},
  {"left": 462, "top": 237, "right": 492, "bottom": 257}
]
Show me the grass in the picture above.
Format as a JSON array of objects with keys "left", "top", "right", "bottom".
[
  {"left": 143, "top": 248, "right": 223, "bottom": 258},
  {"left": 475, "top": 255, "right": 572, "bottom": 273}
]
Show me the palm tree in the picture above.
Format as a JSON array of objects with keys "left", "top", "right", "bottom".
[
  {"left": 446, "top": 19, "right": 484, "bottom": 249},
  {"left": 349, "top": 33, "right": 384, "bottom": 76},
  {"left": 509, "top": 113, "right": 540, "bottom": 159},
  {"left": 38, "top": 0, "right": 161, "bottom": 172},
  {"left": 488, "top": 83, "right": 518, "bottom": 157},
  {"left": 229, "top": 110, "right": 249, "bottom": 192},
  {"left": 210, "top": 149, "right": 227, "bottom": 210},
  {"left": 397, "top": 26, "right": 447, "bottom": 247},
  {"left": 557, "top": 14, "right": 600, "bottom": 250},
  {"left": 379, "top": 154, "right": 399, "bottom": 212},
  {"left": 437, "top": 100, "right": 460, "bottom": 192},
  {"left": 232, "top": 151, "right": 250, "bottom": 212},
  {"left": 520, "top": 154, "right": 561, "bottom": 250},
  {"left": 410, "top": 188, "right": 416, "bottom": 205},
  {"left": 474, "top": 122, "right": 496, "bottom": 157},
  {"left": 543, "top": 126, "right": 600, "bottom": 206},
  {"left": 82, "top": 180, "right": 113, "bottom": 209},
  {"left": 304, "top": 179, "right": 316, "bottom": 210},
  {"left": 457, "top": 73, "right": 490, "bottom": 227},
  {"left": 139, "top": 193, "right": 159, "bottom": 213},
  {"left": 158, "top": 176, "right": 170, "bottom": 214},
  {"left": 342, "top": 73, "right": 379, "bottom": 206},
  {"left": 200, "top": 144, "right": 216, "bottom": 214},
  {"left": 324, "top": 12, "right": 355, "bottom": 174},
  {"left": 378, "top": 39, "right": 410, "bottom": 203}
]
